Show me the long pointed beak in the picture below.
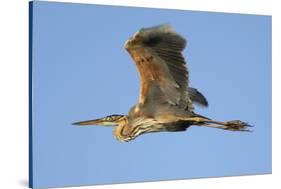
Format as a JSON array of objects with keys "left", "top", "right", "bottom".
[
  {"left": 72, "top": 119, "right": 117, "bottom": 126},
  {"left": 73, "top": 115, "right": 126, "bottom": 126},
  {"left": 72, "top": 120, "right": 100, "bottom": 126}
]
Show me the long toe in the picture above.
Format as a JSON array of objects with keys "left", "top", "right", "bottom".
[{"left": 224, "top": 120, "right": 252, "bottom": 132}]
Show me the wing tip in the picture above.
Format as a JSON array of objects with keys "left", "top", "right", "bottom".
[{"left": 140, "top": 24, "right": 174, "bottom": 34}]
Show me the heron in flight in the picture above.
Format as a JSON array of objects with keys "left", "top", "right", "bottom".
[{"left": 73, "top": 25, "right": 251, "bottom": 142}]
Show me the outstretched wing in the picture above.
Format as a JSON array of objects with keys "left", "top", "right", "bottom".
[{"left": 125, "top": 25, "right": 192, "bottom": 110}]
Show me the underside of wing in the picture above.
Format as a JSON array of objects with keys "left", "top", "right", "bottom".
[{"left": 125, "top": 25, "right": 193, "bottom": 110}]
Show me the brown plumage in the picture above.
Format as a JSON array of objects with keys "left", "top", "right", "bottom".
[{"left": 73, "top": 24, "right": 251, "bottom": 142}]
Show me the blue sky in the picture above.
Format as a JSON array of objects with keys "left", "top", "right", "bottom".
[{"left": 31, "top": 1, "right": 271, "bottom": 188}]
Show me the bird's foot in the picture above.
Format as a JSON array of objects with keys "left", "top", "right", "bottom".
[{"left": 223, "top": 120, "right": 253, "bottom": 132}]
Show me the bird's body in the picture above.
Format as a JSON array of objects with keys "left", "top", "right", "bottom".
[{"left": 73, "top": 25, "right": 251, "bottom": 142}]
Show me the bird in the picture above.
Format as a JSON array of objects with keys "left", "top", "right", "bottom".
[{"left": 73, "top": 24, "right": 251, "bottom": 142}]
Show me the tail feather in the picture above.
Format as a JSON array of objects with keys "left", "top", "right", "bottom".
[{"left": 188, "top": 87, "right": 208, "bottom": 107}]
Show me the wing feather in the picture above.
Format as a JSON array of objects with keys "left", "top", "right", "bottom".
[{"left": 125, "top": 25, "right": 192, "bottom": 110}]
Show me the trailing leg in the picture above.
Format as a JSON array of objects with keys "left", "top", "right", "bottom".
[{"left": 179, "top": 116, "right": 252, "bottom": 132}]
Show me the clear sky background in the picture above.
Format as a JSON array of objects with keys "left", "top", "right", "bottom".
[{"left": 31, "top": 1, "right": 272, "bottom": 188}]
